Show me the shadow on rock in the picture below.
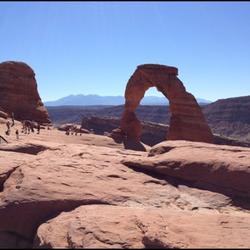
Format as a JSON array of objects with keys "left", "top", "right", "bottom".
[{"left": 123, "top": 138, "right": 147, "bottom": 152}]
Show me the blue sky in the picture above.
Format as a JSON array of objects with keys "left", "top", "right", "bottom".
[{"left": 0, "top": 2, "right": 250, "bottom": 102}]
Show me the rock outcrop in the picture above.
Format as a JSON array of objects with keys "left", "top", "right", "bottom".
[
  {"left": 34, "top": 205, "right": 250, "bottom": 249},
  {"left": 0, "top": 61, "right": 50, "bottom": 123},
  {"left": 57, "top": 123, "right": 90, "bottom": 134},
  {"left": 123, "top": 140, "right": 250, "bottom": 198},
  {"left": 0, "top": 132, "right": 250, "bottom": 248},
  {"left": 112, "top": 64, "right": 213, "bottom": 143}
]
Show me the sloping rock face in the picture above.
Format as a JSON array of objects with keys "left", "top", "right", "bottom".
[
  {"left": 123, "top": 140, "right": 250, "bottom": 198},
  {"left": 0, "top": 128, "right": 250, "bottom": 248},
  {"left": 0, "top": 61, "right": 50, "bottom": 123},
  {"left": 114, "top": 64, "right": 213, "bottom": 143}
]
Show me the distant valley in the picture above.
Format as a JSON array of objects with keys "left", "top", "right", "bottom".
[{"left": 47, "top": 95, "right": 250, "bottom": 143}]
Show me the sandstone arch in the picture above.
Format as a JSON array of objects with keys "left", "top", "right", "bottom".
[{"left": 115, "top": 64, "right": 213, "bottom": 144}]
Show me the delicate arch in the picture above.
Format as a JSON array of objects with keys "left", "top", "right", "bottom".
[{"left": 118, "top": 64, "right": 213, "bottom": 143}]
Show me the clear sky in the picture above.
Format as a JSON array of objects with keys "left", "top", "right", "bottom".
[{"left": 0, "top": 1, "right": 250, "bottom": 102}]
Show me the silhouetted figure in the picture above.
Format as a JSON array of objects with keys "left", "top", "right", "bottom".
[
  {"left": 65, "top": 128, "right": 70, "bottom": 135},
  {"left": 30, "top": 121, "right": 35, "bottom": 133},
  {"left": 16, "top": 129, "right": 19, "bottom": 140},
  {"left": 37, "top": 123, "right": 40, "bottom": 134},
  {"left": 23, "top": 122, "right": 28, "bottom": 134},
  {"left": 5, "top": 120, "right": 11, "bottom": 136},
  {"left": 11, "top": 112, "right": 15, "bottom": 127},
  {"left": 6, "top": 120, "right": 10, "bottom": 130},
  {"left": 21, "top": 121, "right": 24, "bottom": 133}
]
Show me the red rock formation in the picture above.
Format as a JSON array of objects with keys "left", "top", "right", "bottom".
[
  {"left": 0, "top": 61, "right": 50, "bottom": 123},
  {"left": 123, "top": 140, "right": 250, "bottom": 198},
  {"left": 34, "top": 205, "right": 250, "bottom": 248},
  {"left": 1, "top": 135, "right": 250, "bottom": 248},
  {"left": 115, "top": 64, "right": 213, "bottom": 143}
]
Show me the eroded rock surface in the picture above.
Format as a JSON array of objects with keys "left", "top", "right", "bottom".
[
  {"left": 34, "top": 205, "right": 250, "bottom": 248},
  {"left": 0, "top": 61, "right": 50, "bottom": 123},
  {"left": 0, "top": 125, "right": 249, "bottom": 248},
  {"left": 123, "top": 140, "right": 250, "bottom": 198}
]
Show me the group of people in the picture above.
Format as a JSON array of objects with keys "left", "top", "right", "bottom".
[
  {"left": 65, "top": 127, "right": 94, "bottom": 136},
  {"left": 65, "top": 127, "right": 82, "bottom": 136},
  {"left": 4, "top": 113, "right": 41, "bottom": 140},
  {"left": 21, "top": 120, "right": 41, "bottom": 135},
  {"left": 5, "top": 112, "right": 15, "bottom": 136}
]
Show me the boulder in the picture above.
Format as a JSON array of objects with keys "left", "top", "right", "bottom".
[{"left": 34, "top": 205, "right": 250, "bottom": 249}]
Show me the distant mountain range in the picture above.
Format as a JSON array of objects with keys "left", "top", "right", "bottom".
[{"left": 45, "top": 94, "right": 212, "bottom": 106}]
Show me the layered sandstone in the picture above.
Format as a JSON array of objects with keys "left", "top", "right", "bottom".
[
  {"left": 0, "top": 61, "right": 50, "bottom": 123},
  {"left": 112, "top": 64, "right": 213, "bottom": 143},
  {"left": 0, "top": 134, "right": 250, "bottom": 248},
  {"left": 0, "top": 122, "right": 250, "bottom": 248}
]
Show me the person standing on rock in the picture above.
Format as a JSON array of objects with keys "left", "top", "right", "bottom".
[
  {"left": 65, "top": 128, "right": 70, "bottom": 135},
  {"left": 15, "top": 129, "right": 19, "bottom": 140},
  {"left": 6, "top": 120, "right": 10, "bottom": 130},
  {"left": 5, "top": 120, "right": 11, "bottom": 135},
  {"left": 37, "top": 123, "right": 40, "bottom": 134},
  {"left": 22, "top": 121, "right": 28, "bottom": 134},
  {"left": 30, "top": 121, "right": 35, "bottom": 133},
  {"left": 11, "top": 112, "right": 15, "bottom": 127}
]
